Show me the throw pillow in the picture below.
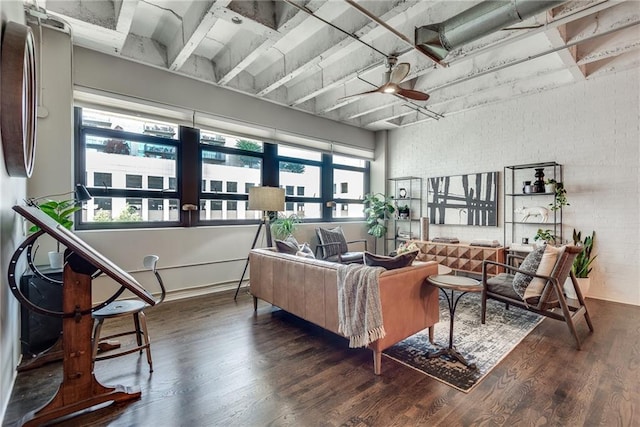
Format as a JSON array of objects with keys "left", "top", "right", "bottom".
[
  {"left": 275, "top": 235, "right": 300, "bottom": 255},
  {"left": 363, "top": 250, "right": 418, "bottom": 270},
  {"left": 396, "top": 241, "right": 420, "bottom": 255},
  {"left": 316, "top": 227, "right": 348, "bottom": 258},
  {"left": 296, "top": 242, "right": 316, "bottom": 259},
  {"left": 524, "top": 245, "right": 565, "bottom": 303},
  {"left": 512, "top": 245, "right": 545, "bottom": 298}
]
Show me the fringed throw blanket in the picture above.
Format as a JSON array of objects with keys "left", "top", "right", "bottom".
[{"left": 337, "top": 264, "right": 386, "bottom": 348}]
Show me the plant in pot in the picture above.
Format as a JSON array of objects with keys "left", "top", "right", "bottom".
[
  {"left": 533, "top": 228, "right": 558, "bottom": 246},
  {"left": 565, "top": 229, "right": 597, "bottom": 299},
  {"left": 363, "top": 193, "right": 395, "bottom": 253},
  {"left": 271, "top": 213, "right": 301, "bottom": 240},
  {"left": 548, "top": 180, "right": 569, "bottom": 211},
  {"left": 29, "top": 199, "right": 82, "bottom": 269},
  {"left": 397, "top": 204, "right": 410, "bottom": 219}
]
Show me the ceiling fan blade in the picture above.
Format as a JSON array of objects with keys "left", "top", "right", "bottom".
[
  {"left": 337, "top": 87, "right": 384, "bottom": 101},
  {"left": 396, "top": 88, "right": 430, "bottom": 101},
  {"left": 389, "top": 62, "right": 410, "bottom": 84}
]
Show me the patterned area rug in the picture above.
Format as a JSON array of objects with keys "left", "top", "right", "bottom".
[{"left": 383, "top": 291, "right": 543, "bottom": 393}]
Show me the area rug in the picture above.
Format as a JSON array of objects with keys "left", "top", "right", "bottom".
[{"left": 383, "top": 292, "right": 543, "bottom": 392}]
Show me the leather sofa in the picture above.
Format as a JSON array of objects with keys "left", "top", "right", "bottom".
[{"left": 249, "top": 248, "right": 440, "bottom": 374}]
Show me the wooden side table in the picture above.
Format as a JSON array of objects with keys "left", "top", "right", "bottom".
[{"left": 426, "top": 274, "right": 483, "bottom": 369}]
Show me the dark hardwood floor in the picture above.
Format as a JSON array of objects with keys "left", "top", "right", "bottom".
[{"left": 4, "top": 289, "right": 639, "bottom": 426}]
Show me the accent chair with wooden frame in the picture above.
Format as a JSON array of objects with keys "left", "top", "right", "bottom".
[
  {"left": 315, "top": 226, "right": 367, "bottom": 264},
  {"left": 480, "top": 245, "right": 594, "bottom": 350}
]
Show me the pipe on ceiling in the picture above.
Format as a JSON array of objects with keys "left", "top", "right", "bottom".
[{"left": 415, "top": 0, "right": 566, "bottom": 61}]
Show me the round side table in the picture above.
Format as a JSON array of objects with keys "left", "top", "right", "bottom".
[{"left": 426, "top": 274, "right": 482, "bottom": 369}]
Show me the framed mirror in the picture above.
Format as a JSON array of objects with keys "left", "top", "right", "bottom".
[{"left": 1, "top": 21, "right": 37, "bottom": 177}]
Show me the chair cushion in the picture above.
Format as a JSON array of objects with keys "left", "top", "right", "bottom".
[
  {"left": 317, "top": 226, "right": 348, "bottom": 258},
  {"left": 275, "top": 235, "right": 300, "bottom": 255},
  {"left": 512, "top": 245, "right": 545, "bottom": 298},
  {"left": 363, "top": 250, "right": 418, "bottom": 270},
  {"left": 524, "top": 245, "right": 565, "bottom": 303},
  {"left": 324, "top": 251, "right": 364, "bottom": 264}
]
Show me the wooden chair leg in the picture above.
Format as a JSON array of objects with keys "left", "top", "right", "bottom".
[
  {"left": 428, "top": 326, "right": 434, "bottom": 343},
  {"left": 138, "top": 311, "right": 153, "bottom": 372},
  {"left": 133, "top": 313, "right": 143, "bottom": 350},
  {"left": 92, "top": 319, "right": 105, "bottom": 362}
]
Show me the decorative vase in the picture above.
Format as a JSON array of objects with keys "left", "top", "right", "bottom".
[
  {"left": 533, "top": 168, "right": 545, "bottom": 193},
  {"left": 523, "top": 181, "right": 532, "bottom": 193},
  {"left": 48, "top": 251, "right": 64, "bottom": 269},
  {"left": 545, "top": 183, "right": 556, "bottom": 193}
]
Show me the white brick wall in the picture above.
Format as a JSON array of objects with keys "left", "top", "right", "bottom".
[{"left": 387, "top": 68, "right": 640, "bottom": 306}]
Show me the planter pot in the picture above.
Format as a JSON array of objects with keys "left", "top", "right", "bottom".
[
  {"left": 545, "top": 183, "right": 556, "bottom": 194},
  {"left": 48, "top": 251, "right": 64, "bottom": 269},
  {"left": 564, "top": 276, "right": 590, "bottom": 300}
]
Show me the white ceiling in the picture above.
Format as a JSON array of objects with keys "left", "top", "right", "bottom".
[{"left": 26, "top": 0, "right": 640, "bottom": 131}]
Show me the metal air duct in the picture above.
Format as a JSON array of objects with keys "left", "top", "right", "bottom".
[{"left": 415, "top": 0, "right": 566, "bottom": 62}]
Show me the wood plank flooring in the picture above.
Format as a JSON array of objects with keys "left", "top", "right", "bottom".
[{"left": 3, "top": 289, "right": 639, "bottom": 426}]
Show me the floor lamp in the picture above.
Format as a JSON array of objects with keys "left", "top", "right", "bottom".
[{"left": 234, "top": 186, "right": 285, "bottom": 300}]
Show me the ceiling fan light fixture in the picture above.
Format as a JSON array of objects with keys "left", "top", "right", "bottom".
[{"left": 382, "top": 85, "right": 396, "bottom": 94}]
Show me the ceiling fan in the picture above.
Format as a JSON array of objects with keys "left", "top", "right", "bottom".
[{"left": 342, "top": 57, "right": 430, "bottom": 101}]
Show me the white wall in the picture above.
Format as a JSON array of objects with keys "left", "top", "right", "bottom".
[
  {"left": 387, "top": 68, "right": 640, "bottom": 306},
  {"left": 0, "top": 2, "right": 30, "bottom": 421}
]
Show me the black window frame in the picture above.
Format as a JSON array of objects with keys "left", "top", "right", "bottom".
[{"left": 74, "top": 106, "right": 370, "bottom": 229}]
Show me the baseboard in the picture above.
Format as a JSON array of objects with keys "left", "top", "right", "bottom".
[{"left": 162, "top": 280, "right": 249, "bottom": 303}]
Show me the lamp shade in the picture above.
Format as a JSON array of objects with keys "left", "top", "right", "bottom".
[{"left": 248, "top": 186, "right": 285, "bottom": 212}]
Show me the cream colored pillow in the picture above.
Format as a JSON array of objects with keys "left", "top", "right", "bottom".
[{"left": 523, "top": 245, "right": 565, "bottom": 302}]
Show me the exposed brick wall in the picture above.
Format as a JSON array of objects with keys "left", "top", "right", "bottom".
[{"left": 387, "top": 68, "right": 639, "bottom": 306}]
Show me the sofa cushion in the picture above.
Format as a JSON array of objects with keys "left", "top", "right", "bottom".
[
  {"left": 275, "top": 235, "right": 300, "bottom": 255},
  {"left": 512, "top": 245, "right": 545, "bottom": 298},
  {"left": 296, "top": 242, "right": 315, "bottom": 259},
  {"left": 363, "top": 250, "right": 418, "bottom": 270},
  {"left": 317, "top": 226, "right": 348, "bottom": 258}
]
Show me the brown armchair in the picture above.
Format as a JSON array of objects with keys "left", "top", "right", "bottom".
[
  {"left": 481, "top": 245, "right": 593, "bottom": 349},
  {"left": 315, "top": 226, "right": 367, "bottom": 264}
]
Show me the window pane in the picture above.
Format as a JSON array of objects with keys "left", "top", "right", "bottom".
[
  {"left": 333, "top": 169, "right": 365, "bottom": 199},
  {"left": 82, "top": 197, "right": 180, "bottom": 222},
  {"left": 82, "top": 108, "right": 178, "bottom": 139},
  {"left": 199, "top": 198, "right": 262, "bottom": 220},
  {"left": 333, "top": 203, "right": 365, "bottom": 219},
  {"left": 85, "top": 136, "right": 177, "bottom": 191},
  {"left": 201, "top": 131, "right": 263, "bottom": 152},
  {"left": 280, "top": 162, "right": 320, "bottom": 198},
  {"left": 333, "top": 155, "right": 366, "bottom": 167},
  {"left": 283, "top": 202, "right": 322, "bottom": 219},
  {"left": 278, "top": 145, "right": 321, "bottom": 161},
  {"left": 202, "top": 154, "right": 262, "bottom": 196}
]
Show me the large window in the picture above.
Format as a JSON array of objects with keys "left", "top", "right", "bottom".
[{"left": 75, "top": 107, "right": 369, "bottom": 228}]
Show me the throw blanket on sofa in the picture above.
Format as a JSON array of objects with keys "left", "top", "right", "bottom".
[{"left": 337, "top": 264, "right": 386, "bottom": 348}]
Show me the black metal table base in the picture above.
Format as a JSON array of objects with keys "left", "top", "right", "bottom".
[{"left": 426, "top": 288, "right": 478, "bottom": 370}]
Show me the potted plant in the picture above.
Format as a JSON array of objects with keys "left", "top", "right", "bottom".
[
  {"left": 271, "top": 213, "right": 301, "bottom": 240},
  {"left": 547, "top": 180, "right": 569, "bottom": 211},
  {"left": 544, "top": 178, "right": 556, "bottom": 194},
  {"left": 363, "top": 193, "right": 396, "bottom": 253},
  {"left": 533, "top": 228, "right": 557, "bottom": 246},
  {"left": 397, "top": 204, "right": 410, "bottom": 219},
  {"left": 29, "top": 199, "right": 82, "bottom": 268},
  {"left": 565, "top": 229, "right": 597, "bottom": 299}
]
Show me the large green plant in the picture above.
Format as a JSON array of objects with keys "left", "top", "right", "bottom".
[
  {"left": 363, "top": 193, "right": 395, "bottom": 238},
  {"left": 271, "top": 213, "right": 301, "bottom": 240},
  {"left": 29, "top": 199, "right": 82, "bottom": 251},
  {"left": 572, "top": 229, "right": 596, "bottom": 278}
]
